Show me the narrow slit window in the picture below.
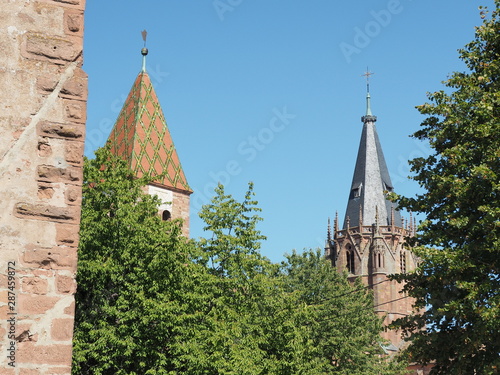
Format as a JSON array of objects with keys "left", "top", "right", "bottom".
[
  {"left": 346, "top": 249, "right": 355, "bottom": 273},
  {"left": 400, "top": 252, "right": 407, "bottom": 273}
]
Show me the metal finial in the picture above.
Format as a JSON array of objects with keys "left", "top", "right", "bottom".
[
  {"left": 361, "top": 68, "right": 377, "bottom": 123},
  {"left": 141, "top": 30, "right": 148, "bottom": 72},
  {"left": 361, "top": 67, "right": 374, "bottom": 93},
  {"left": 365, "top": 92, "right": 373, "bottom": 116}
]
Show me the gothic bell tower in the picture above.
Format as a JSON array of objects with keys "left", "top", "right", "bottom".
[{"left": 325, "top": 79, "right": 417, "bottom": 349}]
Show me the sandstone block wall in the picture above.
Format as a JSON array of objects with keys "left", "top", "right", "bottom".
[
  {"left": 172, "top": 191, "right": 191, "bottom": 237},
  {"left": 0, "top": 1, "right": 86, "bottom": 373}
]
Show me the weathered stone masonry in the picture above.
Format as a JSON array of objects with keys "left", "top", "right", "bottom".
[{"left": 0, "top": 1, "right": 86, "bottom": 374}]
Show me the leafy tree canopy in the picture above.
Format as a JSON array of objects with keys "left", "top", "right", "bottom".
[
  {"left": 74, "top": 147, "right": 404, "bottom": 374},
  {"left": 280, "top": 250, "right": 406, "bottom": 375},
  {"left": 73, "top": 147, "right": 207, "bottom": 374},
  {"left": 391, "top": 3, "right": 500, "bottom": 374}
]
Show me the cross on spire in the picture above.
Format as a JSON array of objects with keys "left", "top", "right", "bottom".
[{"left": 361, "top": 68, "right": 374, "bottom": 93}]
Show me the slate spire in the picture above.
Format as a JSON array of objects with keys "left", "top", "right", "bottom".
[
  {"left": 327, "top": 75, "right": 416, "bottom": 351},
  {"left": 107, "top": 46, "right": 191, "bottom": 194},
  {"left": 342, "top": 89, "right": 400, "bottom": 229}
]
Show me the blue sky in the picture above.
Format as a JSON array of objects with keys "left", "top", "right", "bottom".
[{"left": 83, "top": 0, "right": 493, "bottom": 263}]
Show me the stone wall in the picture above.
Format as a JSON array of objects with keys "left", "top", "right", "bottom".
[
  {"left": 329, "top": 225, "right": 417, "bottom": 350},
  {"left": 172, "top": 190, "right": 191, "bottom": 237},
  {"left": 0, "top": 0, "right": 86, "bottom": 373}
]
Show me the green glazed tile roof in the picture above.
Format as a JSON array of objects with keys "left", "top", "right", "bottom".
[{"left": 107, "top": 71, "right": 192, "bottom": 193}]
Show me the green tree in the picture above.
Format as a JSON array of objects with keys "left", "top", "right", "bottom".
[
  {"left": 189, "top": 182, "right": 280, "bottom": 374},
  {"left": 195, "top": 186, "right": 405, "bottom": 374},
  {"left": 74, "top": 151, "right": 406, "bottom": 374},
  {"left": 197, "top": 182, "right": 267, "bottom": 278},
  {"left": 72, "top": 147, "right": 209, "bottom": 374},
  {"left": 280, "top": 249, "right": 406, "bottom": 375},
  {"left": 391, "top": 3, "right": 500, "bottom": 373}
]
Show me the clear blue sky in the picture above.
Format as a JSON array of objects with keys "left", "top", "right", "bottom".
[{"left": 83, "top": 0, "right": 493, "bottom": 263}]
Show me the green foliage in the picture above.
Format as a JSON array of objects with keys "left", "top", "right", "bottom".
[
  {"left": 197, "top": 182, "right": 267, "bottom": 278},
  {"left": 73, "top": 147, "right": 206, "bottom": 374},
  {"left": 280, "top": 250, "right": 406, "bottom": 375},
  {"left": 73, "top": 149, "right": 401, "bottom": 374},
  {"left": 180, "top": 182, "right": 277, "bottom": 374},
  {"left": 195, "top": 186, "right": 405, "bottom": 374},
  {"left": 391, "top": 3, "right": 500, "bottom": 374}
]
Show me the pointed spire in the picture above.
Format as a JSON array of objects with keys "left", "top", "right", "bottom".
[
  {"left": 334, "top": 211, "right": 339, "bottom": 239},
  {"left": 327, "top": 217, "right": 332, "bottom": 241},
  {"left": 342, "top": 73, "right": 401, "bottom": 229},
  {"left": 107, "top": 40, "right": 192, "bottom": 194}
]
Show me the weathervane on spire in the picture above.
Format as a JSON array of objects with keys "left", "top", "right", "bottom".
[
  {"left": 361, "top": 68, "right": 374, "bottom": 93},
  {"left": 141, "top": 29, "right": 148, "bottom": 72}
]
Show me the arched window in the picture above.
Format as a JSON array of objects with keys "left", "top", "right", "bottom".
[
  {"left": 162, "top": 210, "right": 171, "bottom": 221},
  {"left": 346, "top": 246, "right": 355, "bottom": 273}
]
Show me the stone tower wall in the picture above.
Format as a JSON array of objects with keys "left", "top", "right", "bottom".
[
  {"left": 172, "top": 191, "right": 191, "bottom": 237},
  {"left": 329, "top": 225, "right": 416, "bottom": 348},
  {"left": 0, "top": 1, "right": 86, "bottom": 373},
  {"left": 146, "top": 185, "right": 191, "bottom": 237}
]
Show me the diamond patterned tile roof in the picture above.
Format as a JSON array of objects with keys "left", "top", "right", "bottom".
[{"left": 107, "top": 71, "right": 192, "bottom": 194}]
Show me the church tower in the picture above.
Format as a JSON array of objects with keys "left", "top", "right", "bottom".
[
  {"left": 107, "top": 44, "right": 192, "bottom": 236},
  {"left": 325, "top": 81, "right": 417, "bottom": 349}
]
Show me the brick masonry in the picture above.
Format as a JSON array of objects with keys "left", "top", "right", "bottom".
[{"left": 0, "top": 0, "right": 86, "bottom": 373}]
